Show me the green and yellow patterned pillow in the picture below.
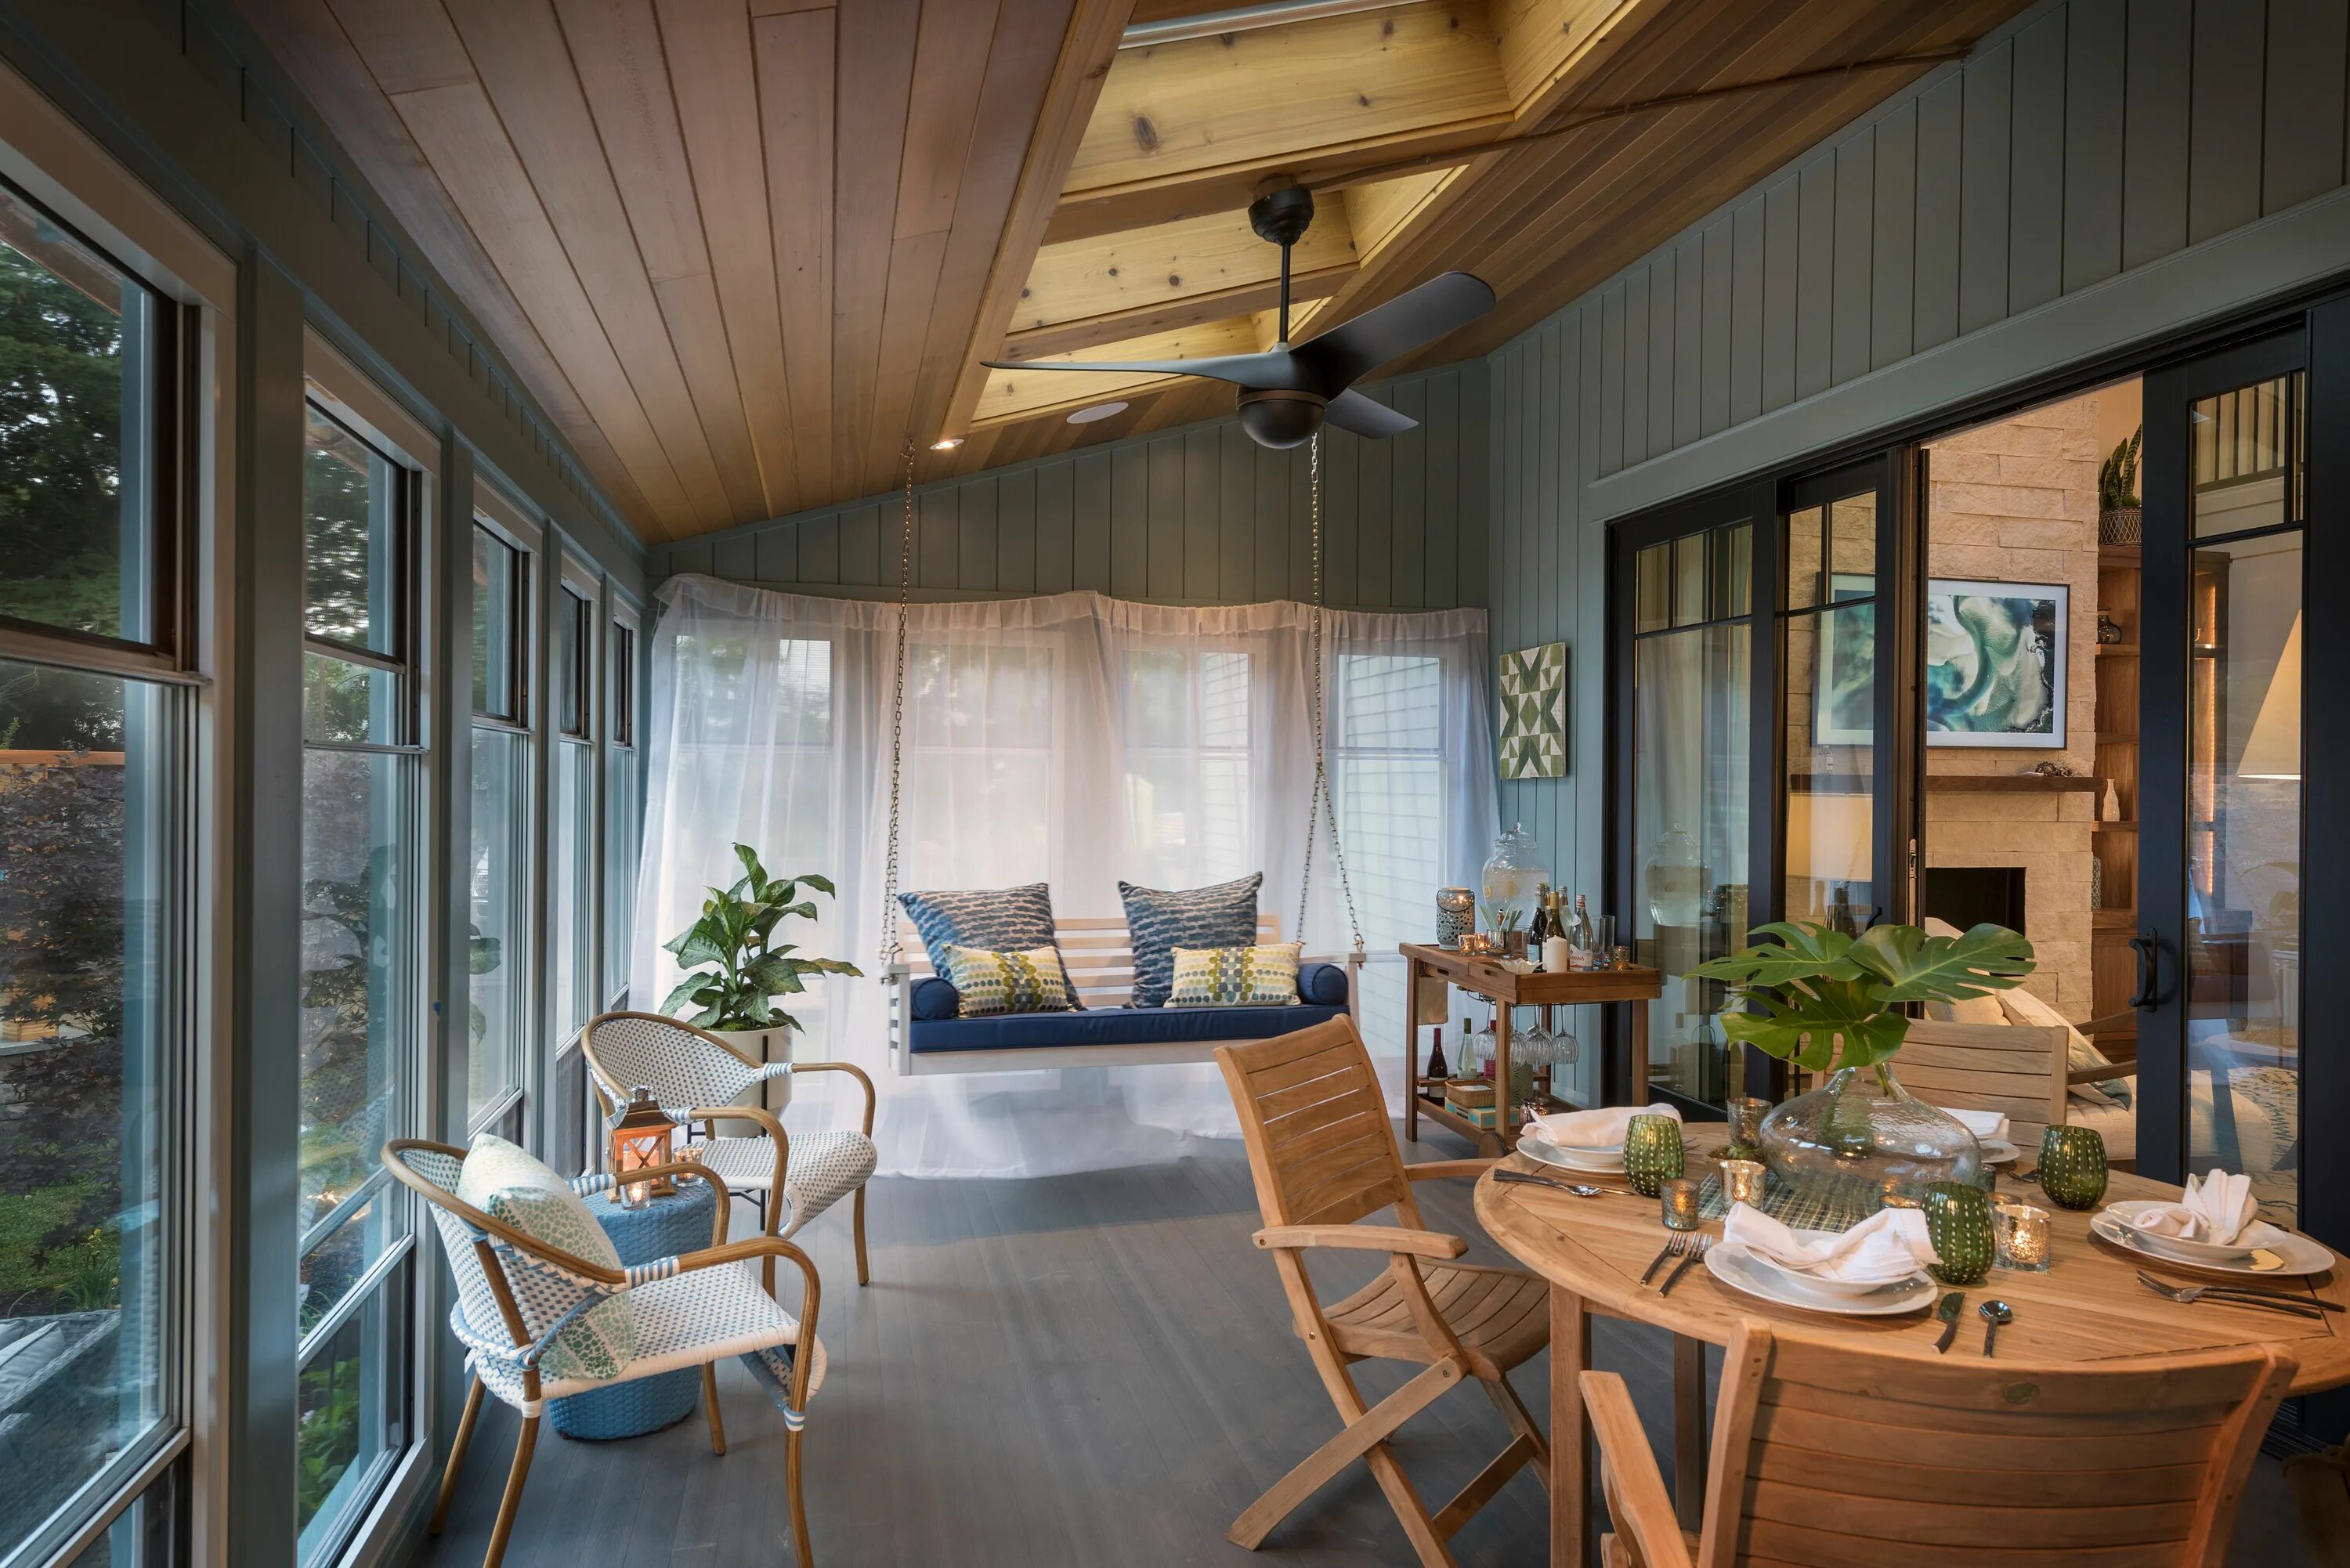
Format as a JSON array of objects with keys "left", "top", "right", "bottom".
[
  {"left": 1166, "top": 941, "right": 1303, "bottom": 1008},
  {"left": 939, "top": 943, "right": 1075, "bottom": 1017}
]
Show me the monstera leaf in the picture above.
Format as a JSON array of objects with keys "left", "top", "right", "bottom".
[
  {"left": 1690, "top": 919, "right": 2035, "bottom": 1071},
  {"left": 1849, "top": 921, "right": 2036, "bottom": 1003}
]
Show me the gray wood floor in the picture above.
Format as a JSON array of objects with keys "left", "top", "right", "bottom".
[{"left": 414, "top": 1133, "right": 2316, "bottom": 1568}]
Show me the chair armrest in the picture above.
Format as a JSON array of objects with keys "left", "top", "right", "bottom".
[
  {"left": 1254, "top": 1224, "right": 1468, "bottom": 1260},
  {"left": 1580, "top": 1370, "right": 1694, "bottom": 1568},
  {"left": 790, "top": 1059, "right": 878, "bottom": 1136},
  {"left": 668, "top": 1236, "right": 824, "bottom": 1404},
  {"left": 1404, "top": 1158, "right": 1499, "bottom": 1183},
  {"left": 2067, "top": 1063, "right": 2135, "bottom": 1087}
]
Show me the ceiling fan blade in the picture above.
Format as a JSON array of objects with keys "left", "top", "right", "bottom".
[
  {"left": 1322, "top": 389, "right": 1417, "bottom": 439},
  {"left": 1290, "top": 272, "right": 1495, "bottom": 392},
  {"left": 981, "top": 349, "right": 1304, "bottom": 392}
]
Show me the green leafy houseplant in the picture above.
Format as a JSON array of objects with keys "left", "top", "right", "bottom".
[
  {"left": 2099, "top": 427, "right": 2142, "bottom": 512},
  {"left": 1688, "top": 919, "right": 2037, "bottom": 1072},
  {"left": 660, "top": 844, "right": 862, "bottom": 1031}
]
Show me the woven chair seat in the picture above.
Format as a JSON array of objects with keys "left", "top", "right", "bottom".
[
  {"left": 1322, "top": 1260, "right": 1549, "bottom": 1382},
  {"left": 699, "top": 1129, "right": 877, "bottom": 1235}
]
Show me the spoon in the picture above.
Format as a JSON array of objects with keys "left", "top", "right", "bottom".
[{"left": 1979, "top": 1299, "right": 2012, "bottom": 1357}]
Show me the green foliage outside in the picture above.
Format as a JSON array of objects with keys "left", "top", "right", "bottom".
[
  {"left": 1687, "top": 919, "right": 2036, "bottom": 1071},
  {"left": 661, "top": 844, "right": 860, "bottom": 1031}
]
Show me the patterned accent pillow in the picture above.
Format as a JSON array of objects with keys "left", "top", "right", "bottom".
[
  {"left": 901, "top": 883, "right": 1081, "bottom": 1006},
  {"left": 456, "top": 1133, "right": 635, "bottom": 1382},
  {"left": 938, "top": 943, "right": 1076, "bottom": 1017},
  {"left": 1119, "top": 873, "right": 1263, "bottom": 1008},
  {"left": 1166, "top": 941, "right": 1303, "bottom": 1008}
]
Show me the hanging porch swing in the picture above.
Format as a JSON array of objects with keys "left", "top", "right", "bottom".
[{"left": 878, "top": 437, "right": 1368, "bottom": 1076}]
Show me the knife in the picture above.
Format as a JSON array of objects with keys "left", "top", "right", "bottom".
[{"left": 1932, "top": 1292, "right": 1966, "bottom": 1354}]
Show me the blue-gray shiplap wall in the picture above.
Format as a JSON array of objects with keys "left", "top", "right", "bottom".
[
  {"left": 1488, "top": 0, "right": 2350, "bottom": 1103},
  {"left": 646, "top": 365, "right": 1491, "bottom": 611}
]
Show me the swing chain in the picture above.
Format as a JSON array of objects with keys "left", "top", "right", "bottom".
[
  {"left": 878, "top": 440, "right": 915, "bottom": 970},
  {"left": 1297, "top": 429, "right": 1364, "bottom": 956}
]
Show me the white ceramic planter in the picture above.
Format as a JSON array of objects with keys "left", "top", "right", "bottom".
[{"left": 707, "top": 1024, "right": 792, "bottom": 1114}]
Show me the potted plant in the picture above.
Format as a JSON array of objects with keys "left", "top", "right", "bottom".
[
  {"left": 1687, "top": 919, "right": 2035, "bottom": 1194},
  {"left": 661, "top": 844, "right": 862, "bottom": 1102},
  {"left": 2099, "top": 426, "right": 2141, "bottom": 545}
]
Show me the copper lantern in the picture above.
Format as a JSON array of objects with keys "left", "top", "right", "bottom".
[{"left": 609, "top": 1086, "right": 678, "bottom": 1204}]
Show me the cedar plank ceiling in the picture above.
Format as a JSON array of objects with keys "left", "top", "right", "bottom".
[{"left": 240, "top": 0, "right": 2033, "bottom": 544}]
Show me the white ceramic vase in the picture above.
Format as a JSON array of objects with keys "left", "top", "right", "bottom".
[{"left": 707, "top": 1023, "right": 792, "bottom": 1114}]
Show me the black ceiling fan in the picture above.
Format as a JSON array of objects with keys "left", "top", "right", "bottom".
[{"left": 985, "top": 182, "right": 1495, "bottom": 449}]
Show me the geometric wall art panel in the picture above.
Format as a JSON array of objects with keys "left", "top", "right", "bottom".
[{"left": 1497, "top": 641, "right": 1567, "bottom": 779}]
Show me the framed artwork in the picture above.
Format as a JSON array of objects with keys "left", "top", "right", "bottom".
[
  {"left": 1498, "top": 641, "right": 1567, "bottom": 779},
  {"left": 1925, "top": 580, "right": 2068, "bottom": 748},
  {"left": 1810, "top": 573, "right": 1876, "bottom": 746}
]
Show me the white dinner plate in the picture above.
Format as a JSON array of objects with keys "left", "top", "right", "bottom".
[
  {"left": 1705, "top": 1244, "right": 1937, "bottom": 1316},
  {"left": 1730, "top": 1233, "right": 1936, "bottom": 1298},
  {"left": 2092, "top": 1202, "right": 2335, "bottom": 1278},
  {"left": 1517, "top": 1133, "right": 1625, "bottom": 1173},
  {"left": 1979, "top": 1138, "right": 2019, "bottom": 1165}
]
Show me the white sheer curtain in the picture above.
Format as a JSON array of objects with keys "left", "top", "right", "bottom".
[{"left": 634, "top": 575, "right": 1498, "bottom": 1177}]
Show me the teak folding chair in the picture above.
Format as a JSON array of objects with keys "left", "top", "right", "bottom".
[
  {"left": 1585, "top": 1321, "right": 2294, "bottom": 1568},
  {"left": 1216, "top": 1017, "right": 1550, "bottom": 1568}
]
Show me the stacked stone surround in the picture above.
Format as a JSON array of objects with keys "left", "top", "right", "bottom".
[{"left": 1924, "top": 392, "right": 2106, "bottom": 1021}]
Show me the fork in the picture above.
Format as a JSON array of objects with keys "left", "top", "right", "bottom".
[
  {"left": 1639, "top": 1234, "right": 1687, "bottom": 1286},
  {"left": 2136, "top": 1271, "right": 2330, "bottom": 1318},
  {"left": 1658, "top": 1235, "right": 1709, "bottom": 1297}
]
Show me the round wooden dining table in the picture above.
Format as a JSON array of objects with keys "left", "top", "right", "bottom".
[{"left": 1473, "top": 1149, "right": 2350, "bottom": 1568}]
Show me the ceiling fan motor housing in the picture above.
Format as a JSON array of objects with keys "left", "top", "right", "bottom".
[{"left": 1238, "top": 387, "right": 1326, "bottom": 448}]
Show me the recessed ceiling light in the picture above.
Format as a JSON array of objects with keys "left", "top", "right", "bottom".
[
  {"left": 1068, "top": 401, "right": 1129, "bottom": 425},
  {"left": 930, "top": 435, "right": 964, "bottom": 450}
]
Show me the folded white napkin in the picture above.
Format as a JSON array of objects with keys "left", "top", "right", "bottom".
[
  {"left": 2128, "top": 1170, "right": 2261, "bottom": 1246},
  {"left": 1936, "top": 1106, "right": 2010, "bottom": 1142},
  {"left": 1521, "top": 1101, "right": 1681, "bottom": 1151},
  {"left": 1721, "top": 1201, "right": 1939, "bottom": 1284}
]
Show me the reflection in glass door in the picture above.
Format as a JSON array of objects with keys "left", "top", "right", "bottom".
[
  {"left": 1783, "top": 486, "right": 1882, "bottom": 930},
  {"left": 1625, "top": 518, "right": 1755, "bottom": 1108}
]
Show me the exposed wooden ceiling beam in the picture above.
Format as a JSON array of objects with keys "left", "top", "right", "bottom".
[
  {"left": 973, "top": 315, "right": 1260, "bottom": 424},
  {"left": 998, "top": 204, "right": 1357, "bottom": 360}
]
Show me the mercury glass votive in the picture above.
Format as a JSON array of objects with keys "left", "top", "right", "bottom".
[
  {"left": 1660, "top": 1177, "right": 1701, "bottom": 1231},
  {"left": 1719, "top": 1158, "right": 1766, "bottom": 1207},
  {"left": 1724, "top": 1096, "right": 1770, "bottom": 1162},
  {"left": 1994, "top": 1201, "right": 2053, "bottom": 1272},
  {"left": 1624, "top": 1114, "right": 1685, "bottom": 1197}
]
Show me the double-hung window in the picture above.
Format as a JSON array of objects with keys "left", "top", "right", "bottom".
[
  {"left": 469, "top": 497, "right": 534, "bottom": 1134},
  {"left": 0, "top": 173, "right": 186, "bottom": 1568},
  {"left": 605, "top": 603, "right": 639, "bottom": 1006},
  {"left": 1332, "top": 651, "right": 1448, "bottom": 1050},
  {"left": 552, "top": 562, "right": 596, "bottom": 1048},
  {"left": 295, "top": 385, "right": 424, "bottom": 1566}
]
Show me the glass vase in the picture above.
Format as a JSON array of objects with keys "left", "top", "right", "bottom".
[
  {"left": 2037, "top": 1126, "right": 2110, "bottom": 1211},
  {"left": 1758, "top": 1060, "right": 1983, "bottom": 1203},
  {"left": 1623, "top": 1114, "right": 1686, "bottom": 1198},
  {"left": 1480, "top": 823, "right": 1548, "bottom": 943},
  {"left": 1925, "top": 1182, "right": 1994, "bottom": 1286}
]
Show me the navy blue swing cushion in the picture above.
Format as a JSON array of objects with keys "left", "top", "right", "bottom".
[{"left": 906, "top": 963, "right": 1350, "bottom": 1055}]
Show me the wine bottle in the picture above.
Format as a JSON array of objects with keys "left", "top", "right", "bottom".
[
  {"left": 1424, "top": 1021, "right": 1449, "bottom": 1087},
  {"left": 1528, "top": 883, "right": 1553, "bottom": 952},
  {"left": 1569, "top": 894, "right": 1595, "bottom": 969}
]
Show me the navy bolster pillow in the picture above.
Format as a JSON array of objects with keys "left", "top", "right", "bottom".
[
  {"left": 1297, "top": 963, "right": 1348, "bottom": 1007},
  {"left": 911, "top": 977, "right": 963, "bottom": 1021}
]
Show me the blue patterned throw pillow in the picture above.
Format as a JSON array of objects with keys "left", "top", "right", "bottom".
[
  {"left": 900, "top": 883, "right": 1081, "bottom": 1006},
  {"left": 1119, "top": 873, "right": 1263, "bottom": 1008}
]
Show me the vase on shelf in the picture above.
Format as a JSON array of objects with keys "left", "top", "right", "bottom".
[{"left": 1758, "top": 1059, "right": 1983, "bottom": 1201}]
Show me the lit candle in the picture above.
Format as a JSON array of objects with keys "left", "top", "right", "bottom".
[
  {"left": 1879, "top": 1180, "right": 1922, "bottom": 1211},
  {"left": 1660, "top": 1177, "right": 1701, "bottom": 1231},
  {"left": 1995, "top": 1201, "right": 2052, "bottom": 1271},
  {"left": 1719, "top": 1158, "right": 1766, "bottom": 1207}
]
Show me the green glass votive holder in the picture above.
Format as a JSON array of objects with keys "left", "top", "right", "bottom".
[
  {"left": 1623, "top": 1114, "right": 1685, "bottom": 1198},
  {"left": 2037, "top": 1125, "right": 2110, "bottom": 1211},
  {"left": 1924, "top": 1181, "right": 1994, "bottom": 1286}
]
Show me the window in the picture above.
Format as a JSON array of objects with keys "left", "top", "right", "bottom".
[
  {"left": 605, "top": 610, "right": 639, "bottom": 1004},
  {"left": 469, "top": 521, "right": 530, "bottom": 1125},
  {"left": 296, "top": 395, "right": 418, "bottom": 1565},
  {"left": 1121, "top": 646, "right": 1252, "bottom": 887},
  {"left": 0, "top": 184, "right": 183, "bottom": 1568},
  {"left": 553, "top": 574, "right": 595, "bottom": 1043},
  {"left": 1332, "top": 652, "right": 1448, "bottom": 1049}
]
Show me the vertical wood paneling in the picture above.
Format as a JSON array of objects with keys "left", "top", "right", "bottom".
[
  {"left": 1146, "top": 435, "right": 1184, "bottom": 599},
  {"left": 1425, "top": 370, "right": 1459, "bottom": 609},
  {"left": 1672, "top": 233, "right": 1703, "bottom": 447},
  {"left": 2188, "top": 1, "right": 2266, "bottom": 243},
  {"left": 2263, "top": 0, "right": 2348, "bottom": 213},
  {"left": 1357, "top": 414, "right": 1394, "bottom": 609},
  {"left": 1184, "top": 426, "right": 1220, "bottom": 600},
  {"left": 1217, "top": 425, "right": 1254, "bottom": 603},
  {"left": 1831, "top": 129, "right": 1874, "bottom": 385},
  {"left": 917, "top": 488, "right": 955, "bottom": 589},
  {"left": 1729, "top": 193, "right": 1765, "bottom": 426},
  {"left": 1599, "top": 280, "right": 1626, "bottom": 474},
  {"left": 2063, "top": 0, "right": 2126, "bottom": 292},
  {"left": 2123, "top": 0, "right": 2194, "bottom": 269},
  {"left": 800, "top": 510, "right": 840, "bottom": 583},
  {"left": 1325, "top": 430, "right": 1361, "bottom": 608},
  {"left": 1073, "top": 450, "right": 1112, "bottom": 593},
  {"left": 1795, "top": 150, "right": 1836, "bottom": 399},
  {"left": 1760, "top": 170, "right": 1800, "bottom": 412},
  {"left": 1959, "top": 38, "right": 2013, "bottom": 334},
  {"left": 1110, "top": 443, "right": 1148, "bottom": 598},
  {"left": 1870, "top": 101, "right": 1915, "bottom": 369},
  {"left": 1391, "top": 380, "right": 1426, "bottom": 609},
  {"left": 1698, "top": 220, "right": 1732, "bottom": 438},
  {"left": 2008, "top": 10, "right": 2068, "bottom": 313},
  {"left": 1036, "top": 461, "right": 1074, "bottom": 594},
  {"left": 1646, "top": 250, "right": 1676, "bottom": 459},
  {"left": 997, "top": 468, "right": 1036, "bottom": 594},
  {"left": 1253, "top": 442, "right": 1289, "bottom": 601},
  {"left": 956, "top": 482, "right": 996, "bottom": 590},
  {"left": 1913, "top": 74, "right": 1963, "bottom": 350},
  {"left": 1622, "top": 267, "right": 1650, "bottom": 464}
]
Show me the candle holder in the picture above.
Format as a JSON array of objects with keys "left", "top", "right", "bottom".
[
  {"left": 1719, "top": 1158, "right": 1766, "bottom": 1207},
  {"left": 1623, "top": 1114, "right": 1685, "bottom": 1198},
  {"left": 1723, "top": 1096, "right": 1770, "bottom": 1162},
  {"left": 1436, "top": 887, "right": 1476, "bottom": 949},
  {"left": 1458, "top": 930, "right": 1494, "bottom": 956},
  {"left": 2037, "top": 1126, "right": 2110, "bottom": 1211},
  {"left": 1994, "top": 1200, "right": 2052, "bottom": 1272},
  {"left": 1925, "top": 1181, "right": 1994, "bottom": 1286},
  {"left": 1660, "top": 1177, "right": 1701, "bottom": 1231}
]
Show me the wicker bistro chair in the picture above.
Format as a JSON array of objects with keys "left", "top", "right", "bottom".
[
  {"left": 583, "top": 1012, "right": 879, "bottom": 1287},
  {"left": 385, "top": 1140, "right": 827, "bottom": 1568}
]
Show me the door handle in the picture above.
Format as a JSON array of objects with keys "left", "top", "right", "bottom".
[{"left": 2128, "top": 934, "right": 2158, "bottom": 1009}]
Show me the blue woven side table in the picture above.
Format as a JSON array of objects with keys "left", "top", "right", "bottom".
[{"left": 549, "top": 1177, "right": 718, "bottom": 1440}]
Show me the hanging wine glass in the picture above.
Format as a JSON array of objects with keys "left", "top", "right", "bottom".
[{"left": 1518, "top": 1007, "right": 1553, "bottom": 1112}]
